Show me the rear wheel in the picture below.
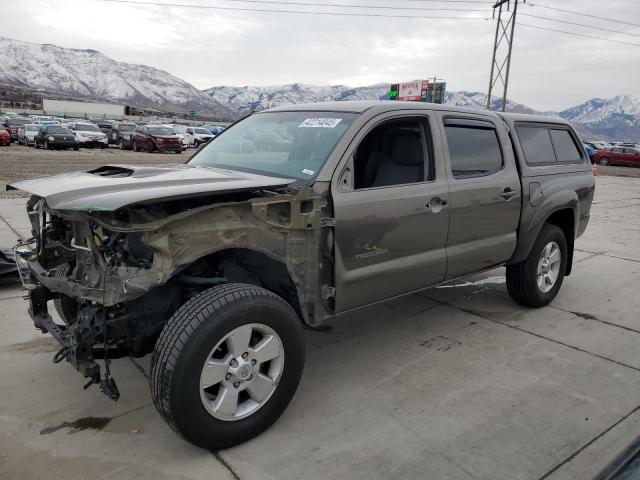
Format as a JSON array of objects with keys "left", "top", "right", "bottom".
[
  {"left": 146, "top": 141, "right": 154, "bottom": 153},
  {"left": 150, "top": 283, "right": 305, "bottom": 450},
  {"left": 599, "top": 157, "right": 609, "bottom": 166},
  {"left": 119, "top": 139, "right": 126, "bottom": 150},
  {"left": 507, "top": 224, "right": 568, "bottom": 307}
]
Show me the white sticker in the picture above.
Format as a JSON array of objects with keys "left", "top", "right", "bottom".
[
  {"left": 302, "top": 169, "right": 315, "bottom": 176},
  {"left": 299, "top": 118, "right": 343, "bottom": 128}
]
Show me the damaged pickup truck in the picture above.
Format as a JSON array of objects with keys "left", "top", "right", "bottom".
[{"left": 9, "top": 102, "right": 595, "bottom": 449}]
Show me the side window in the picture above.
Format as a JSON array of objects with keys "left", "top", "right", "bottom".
[
  {"left": 517, "top": 126, "right": 556, "bottom": 165},
  {"left": 549, "top": 129, "right": 582, "bottom": 163},
  {"left": 352, "top": 118, "right": 431, "bottom": 189},
  {"left": 444, "top": 119, "right": 503, "bottom": 178}
]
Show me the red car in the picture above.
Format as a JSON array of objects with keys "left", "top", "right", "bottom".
[
  {"left": 3, "top": 117, "right": 31, "bottom": 142},
  {"left": 0, "top": 127, "right": 10, "bottom": 146},
  {"left": 132, "top": 125, "right": 182, "bottom": 153},
  {"left": 594, "top": 146, "right": 640, "bottom": 166}
]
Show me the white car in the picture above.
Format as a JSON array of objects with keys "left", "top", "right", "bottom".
[
  {"left": 18, "top": 124, "right": 39, "bottom": 146},
  {"left": 184, "top": 126, "right": 214, "bottom": 147},
  {"left": 68, "top": 122, "right": 109, "bottom": 148}
]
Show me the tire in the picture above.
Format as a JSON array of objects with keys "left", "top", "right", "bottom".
[
  {"left": 599, "top": 157, "right": 609, "bottom": 166},
  {"left": 506, "top": 224, "right": 568, "bottom": 308},
  {"left": 119, "top": 139, "right": 125, "bottom": 150},
  {"left": 146, "top": 141, "right": 154, "bottom": 153},
  {"left": 44, "top": 140, "right": 50, "bottom": 150},
  {"left": 73, "top": 145, "right": 79, "bottom": 151},
  {"left": 52, "top": 264, "right": 78, "bottom": 324},
  {"left": 175, "top": 149, "right": 182, "bottom": 154},
  {"left": 133, "top": 143, "right": 139, "bottom": 152},
  {"left": 150, "top": 283, "right": 305, "bottom": 450}
]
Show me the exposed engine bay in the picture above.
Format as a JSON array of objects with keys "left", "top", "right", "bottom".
[{"left": 17, "top": 184, "right": 332, "bottom": 400}]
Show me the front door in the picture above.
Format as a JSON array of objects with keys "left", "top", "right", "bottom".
[
  {"left": 440, "top": 115, "right": 521, "bottom": 279},
  {"left": 332, "top": 114, "right": 450, "bottom": 312}
]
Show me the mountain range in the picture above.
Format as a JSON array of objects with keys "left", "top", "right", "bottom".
[{"left": 0, "top": 36, "right": 638, "bottom": 141}]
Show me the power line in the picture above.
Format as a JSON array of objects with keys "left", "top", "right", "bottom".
[
  {"left": 519, "top": 23, "right": 640, "bottom": 48},
  {"left": 210, "top": 0, "right": 490, "bottom": 12},
  {"left": 94, "top": 0, "right": 492, "bottom": 18},
  {"left": 520, "top": 12, "right": 640, "bottom": 38},
  {"left": 527, "top": 3, "right": 640, "bottom": 29}
]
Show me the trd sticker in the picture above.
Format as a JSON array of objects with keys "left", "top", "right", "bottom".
[{"left": 298, "top": 118, "right": 343, "bottom": 128}]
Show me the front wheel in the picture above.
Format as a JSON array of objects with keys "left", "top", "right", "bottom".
[
  {"left": 150, "top": 283, "right": 305, "bottom": 450},
  {"left": 507, "top": 224, "right": 568, "bottom": 307},
  {"left": 599, "top": 157, "right": 609, "bottom": 166}
]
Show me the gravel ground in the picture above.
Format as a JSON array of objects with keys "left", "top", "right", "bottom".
[
  {"left": 0, "top": 143, "right": 638, "bottom": 198},
  {"left": 0, "top": 144, "right": 190, "bottom": 198}
]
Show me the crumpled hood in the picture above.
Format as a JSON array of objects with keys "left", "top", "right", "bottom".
[{"left": 8, "top": 163, "right": 294, "bottom": 211}]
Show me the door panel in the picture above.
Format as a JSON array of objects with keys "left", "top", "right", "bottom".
[
  {"left": 441, "top": 116, "right": 521, "bottom": 279},
  {"left": 333, "top": 181, "right": 450, "bottom": 311}
]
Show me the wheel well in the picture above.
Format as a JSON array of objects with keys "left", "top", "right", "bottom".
[
  {"left": 180, "top": 248, "right": 304, "bottom": 321},
  {"left": 546, "top": 209, "right": 575, "bottom": 276}
]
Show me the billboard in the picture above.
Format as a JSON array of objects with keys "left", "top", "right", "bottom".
[{"left": 389, "top": 80, "right": 446, "bottom": 104}]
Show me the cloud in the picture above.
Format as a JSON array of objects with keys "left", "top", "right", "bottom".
[{"left": 3, "top": 0, "right": 640, "bottom": 111}]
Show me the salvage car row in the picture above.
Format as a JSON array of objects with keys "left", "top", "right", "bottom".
[{"left": 1, "top": 115, "right": 223, "bottom": 152}]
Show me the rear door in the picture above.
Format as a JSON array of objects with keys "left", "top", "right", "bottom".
[
  {"left": 440, "top": 116, "right": 521, "bottom": 279},
  {"left": 332, "top": 112, "right": 450, "bottom": 311}
]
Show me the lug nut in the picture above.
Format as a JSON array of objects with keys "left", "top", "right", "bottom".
[
  {"left": 251, "top": 359, "right": 257, "bottom": 366},
  {"left": 233, "top": 382, "right": 240, "bottom": 388},
  {"left": 242, "top": 352, "right": 249, "bottom": 359},
  {"left": 230, "top": 359, "right": 238, "bottom": 367},
  {"left": 225, "top": 374, "right": 231, "bottom": 381}
]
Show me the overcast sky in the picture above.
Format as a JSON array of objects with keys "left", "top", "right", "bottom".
[{"left": 3, "top": 0, "right": 640, "bottom": 111}]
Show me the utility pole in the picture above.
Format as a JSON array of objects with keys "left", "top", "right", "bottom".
[{"left": 486, "top": 0, "right": 523, "bottom": 111}]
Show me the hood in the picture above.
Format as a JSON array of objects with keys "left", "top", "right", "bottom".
[{"left": 8, "top": 163, "right": 294, "bottom": 211}]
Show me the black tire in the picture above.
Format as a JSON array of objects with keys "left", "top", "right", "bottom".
[
  {"left": 175, "top": 149, "right": 182, "bottom": 154},
  {"left": 150, "top": 283, "right": 305, "bottom": 450},
  {"left": 44, "top": 140, "right": 50, "bottom": 150},
  {"left": 53, "top": 264, "right": 78, "bottom": 324},
  {"left": 506, "top": 224, "right": 568, "bottom": 308},
  {"left": 73, "top": 145, "right": 79, "bottom": 151},
  {"left": 599, "top": 157, "right": 609, "bottom": 166},
  {"left": 146, "top": 141, "right": 154, "bottom": 153},
  {"left": 119, "top": 139, "right": 125, "bottom": 150}
]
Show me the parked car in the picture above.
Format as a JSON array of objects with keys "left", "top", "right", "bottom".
[
  {"left": 9, "top": 102, "right": 596, "bottom": 450},
  {"left": 110, "top": 122, "right": 137, "bottom": 149},
  {"left": 93, "top": 120, "right": 114, "bottom": 137},
  {"left": 203, "top": 125, "right": 226, "bottom": 136},
  {"left": 594, "top": 146, "right": 640, "bottom": 166},
  {"left": 3, "top": 117, "right": 31, "bottom": 142},
  {"left": 132, "top": 125, "right": 182, "bottom": 153},
  {"left": 582, "top": 143, "right": 596, "bottom": 161},
  {"left": 161, "top": 125, "right": 188, "bottom": 150},
  {"left": 33, "top": 125, "right": 78, "bottom": 150},
  {"left": 17, "top": 124, "right": 39, "bottom": 146},
  {"left": 67, "top": 122, "right": 109, "bottom": 148},
  {"left": 184, "top": 126, "right": 214, "bottom": 147},
  {"left": 32, "top": 116, "right": 59, "bottom": 126},
  {"left": 0, "top": 127, "right": 10, "bottom": 146}
]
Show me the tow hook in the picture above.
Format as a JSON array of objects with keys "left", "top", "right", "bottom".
[{"left": 83, "top": 372, "right": 120, "bottom": 401}]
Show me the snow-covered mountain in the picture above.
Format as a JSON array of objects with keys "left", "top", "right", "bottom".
[
  {"left": 559, "top": 95, "right": 640, "bottom": 141},
  {"left": 205, "top": 83, "right": 639, "bottom": 141},
  {"left": 203, "top": 83, "right": 391, "bottom": 115},
  {"left": 0, "top": 36, "right": 234, "bottom": 119}
]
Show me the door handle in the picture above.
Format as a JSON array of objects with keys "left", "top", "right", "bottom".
[
  {"left": 499, "top": 188, "right": 517, "bottom": 200},
  {"left": 426, "top": 197, "right": 448, "bottom": 213}
]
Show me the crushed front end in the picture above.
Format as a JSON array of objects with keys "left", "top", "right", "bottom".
[{"left": 18, "top": 196, "right": 182, "bottom": 400}]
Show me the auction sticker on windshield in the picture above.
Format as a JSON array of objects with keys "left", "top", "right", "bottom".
[{"left": 299, "top": 118, "right": 343, "bottom": 128}]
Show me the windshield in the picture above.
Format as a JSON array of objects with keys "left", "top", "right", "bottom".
[
  {"left": 148, "top": 127, "right": 174, "bottom": 136},
  {"left": 189, "top": 112, "right": 356, "bottom": 179},
  {"left": 76, "top": 124, "right": 101, "bottom": 132},
  {"left": 118, "top": 124, "right": 136, "bottom": 132},
  {"left": 194, "top": 128, "right": 211, "bottom": 134},
  {"left": 25, "top": 125, "right": 38, "bottom": 132},
  {"left": 48, "top": 126, "right": 71, "bottom": 134}
]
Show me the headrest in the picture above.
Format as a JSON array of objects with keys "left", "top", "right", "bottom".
[{"left": 392, "top": 134, "right": 423, "bottom": 166}]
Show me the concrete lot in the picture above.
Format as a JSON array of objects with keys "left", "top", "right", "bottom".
[{"left": 0, "top": 174, "right": 639, "bottom": 480}]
